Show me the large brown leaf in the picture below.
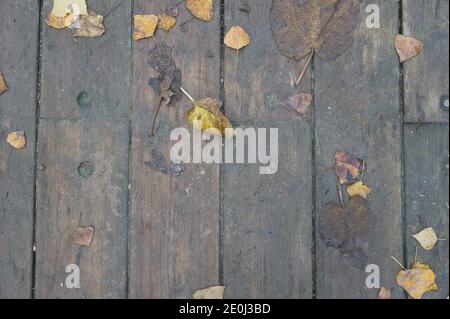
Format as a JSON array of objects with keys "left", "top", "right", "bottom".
[{"left": 271, "top": 0, "right": 361, "bottom": 62}]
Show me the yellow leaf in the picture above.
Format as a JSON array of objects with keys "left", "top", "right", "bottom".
[
  {"left": 186, "top": 0, "right": 214, "bottom": 22},
  {"left": 0, "top": 72, "right": 7, "bottom": 95},
  {"left": 224, "top": 26, "right": 250, "bottom": 50},
  {"left": 193, "top": 286, "right": 225, "bottom": 299},
  {"left": 347, "top": 181, "right": 371, "bottom": 199},
  {"left": 73, "top": 12, "right": 105, "bottom": 38},
  {"left": 7, "top": 131, "right": 26, "bottom": 150},
  {"left": 158, "top": 13, "right": 177, "bottom": 31},
  {"left": 187, "top": 98, "right": 233, "bottom": 138},
  {"left": 51, "top": 0, "right": 88, "bottom": 18},
  {"left": 412, "top": 227, "right": 439, "bottom": 251},
  {"left": 396, "top": 262, "right": 438, "bottom": 299},
  {"left": 133, "top": 15, "right": 158, "bottom": 40}
]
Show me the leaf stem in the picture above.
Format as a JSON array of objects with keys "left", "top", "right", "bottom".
[
  {"left": 338, "top": 183, "right": 344, "bottom": 208},
  {"left": 180, "top": 86, "right": 195, "bottom": 102},
  {"left": 295, "top": 50, "right": 314, "bottom": 86},
  {"left": 390, "top": 256, "right": 407, "bottom": 270}
]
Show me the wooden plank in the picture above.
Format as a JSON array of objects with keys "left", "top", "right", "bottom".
[
  {"left": 403, "top": 0, "right": 449, "bottom": 123},
  {"left": 34, "top": 0, "right": 131, "bottom": 298},
  {"left": 129, "top": 0, "right": 221, "bottom": 298},
  {"left": 404, "top": 124, "right": 449, "bottom": 299},
  {"left": 314, "top": 1, "right": 404, "bottom": 298},
  {"left": 223, "top": 0, "right": 313, "bottom": 298},
  {"left": 0, "top": 0, "right": 40, "bottom": 299}
]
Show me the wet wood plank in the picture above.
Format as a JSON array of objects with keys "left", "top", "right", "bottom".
[
  {"left": 128, "top": 0, "right": 221, "bottom": 298},
  {"left": 404, "top": 124, "right": 449, "bottom": 299},
  {"left": 0, "top": 0, "right": 40, "bottom": 299},
  {"left": 34, "top": 0, "right": 131, "bottom": 298},
  {"left": 314, "top": 0, "right": 404, "bottom": 298},
  {"left": 222, "top": 0, "right": 313, "bottom": 298},
  {"left": 403, "top": 0, "right": 449, "bottom": 123}
]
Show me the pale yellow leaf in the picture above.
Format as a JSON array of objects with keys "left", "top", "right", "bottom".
[
  {"left": 186, "top": 0, "right": 214, "bottom": 22},
  {"left": 158, "top": 13, "right": 177, "bottom": 31},
  {"left": 412, "top": 227, "right": 439, "bottom": 251},
  {"left": 7, "top": 131, "right": 26, "bottom": 150},
  {"left": 133, "top": 15, "right": 158, "bottom": 40},
  {"left": 51, "top": 0, "right": 88, "bottom": 18},
  {"left": 188, "top": 98, "right": 233, "bottom": 139},
  {"left": 0, "top": 72, "right": 7, "bottom": 95},
  {"left": 347, "top": 181, "right": 371, "bottom": 199},
  {"left": 224, "top": 26, "right": 250, "bottom": 50},
  {"left": 396, "top": 262, "right": 438, "bottom": 299},
  {"left": 193, "top": 286, "right": 225, "bottom": 299}
]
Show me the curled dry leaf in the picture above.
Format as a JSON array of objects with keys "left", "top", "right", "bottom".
[
  {"left": 7, "top": 131, "right": 26, "bottom": 150},
  {"left": 73, "top": 12, "right": 105, "bottom": 38},
  {"left": 347, "top": 181, "right": 371, "bottom": 199},
  {"left": 158, "top": 13, "right": 177, "bottom": 31},
  {"left": 186, "top": 0, "right": 214, "bottom": 22},
  {"left": 224, "top": 26, "right": 250, "bottom": 50},
  {"left": 335, "top": 151, "right": 364, "bottom": 185},
  {"left": 286, "top": 93, "right": 312, "bottom": 116},
  {"left": 0, "top": 72, "right": 7, "bottom": 95},
  {"left": 45, "top": 12, "right": 80, "bottom": 29},
  {"left": 377, "top": 287, "right": 392, "bottom": 299},
  {"left": 396, "top": 262, "right": 438, "bottom": 299},
  {"left": 394, "top": 35, "right": 423, "bottom": 63},
  {"left": 193, "top": 286, "right": 225, "bottom": 299},
  {"left": 72, "top": 226, "right": 95, "bottom": 247},
  {"left": 412, "top": 227, "right": 439, "bottom": 251},
  {"left": 51, "top": 0, "right": 88, "bottom": 18},
  {"left": 133, "top": 15, "right": 158, "bottom": 40},
  {"left": 188, "top": 98, "right": 233, "bottom": 139}
]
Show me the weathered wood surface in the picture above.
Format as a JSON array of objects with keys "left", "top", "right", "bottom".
[
  {"left": 129, "top": 0, "right": 221, "bottom": 298},
  {"left": 403, "top": 0, "right": 449, "bottom": 123},
  {"left": 404, "top": 124, "right": 449, "bottom": 299},
  {"left": 34, "top": 0, "right": 131, "bottom": 298},
  {"left": 222, "top": 0, "right": 313, "bottom": 298},
  {"left": 0, "top": 0, "right": 39, "bottom": 299},
  {"left": 314, "top": 0, "right": 404, "bottom": 298}
]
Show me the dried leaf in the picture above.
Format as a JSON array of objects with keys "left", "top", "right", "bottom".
[
  {"left": 73, "top": 12, "right": 105, "bottom": 38},
  {"left": 133, "top": 14, "right": 158, "bottom": 40},
  {"left": 224, "top": 26, "right": 250, "bottom": 50},
  {"left": 193, "top": 286, "right": 225, "bottom": 299},
  {"left": 347, "top": 181, "right": 371, "bottom": 199},
  {"left": 286, "top": 93, "right": 312, "bottom": 116},
  {"left": 377, "top": 287, "right": 392, "bottom": 299},
  {"left": 72, "top": 226, "right": 95, "bottom": 246},
  {"left": 45, "top": 13, "right": 72, "bottom": 29},
  {"left": 397, "top": 262, "right": 438, "bottom": 299},
  {"left": 158, "top": 13, "right": 177, "bottom": 31},
  {"left": 6, "top": 131, "right": 26, "bottom": 150},
  {"left": 51, "top": 0, "right": 88, "bottom": 18},
  {"left": 394, "top": 35, "right": 423, "bottom": 63},
  {"left": 335, "top": 151, "right": 363, "bottom": 185},
  {"left": 188, "top": 98, "right": 233, "bottom": 138},
  {"left": 271, "top": 0, "right": 360, "bottom": 62},
  {"left": 412, "top": 227, "right": 439, "bottom": 251},
  {"left": 186, "top": 0, "right": 214, "bottom": 22},
  {"left": 0, "top": 72, "right": 7, "bottom": 95}
]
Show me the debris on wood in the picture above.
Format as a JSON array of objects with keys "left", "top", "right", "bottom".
[
  {"left": 158, "top": 13, "right": 177, "bottom": 31},
  {"left": 6, "top": 131, "right": 26, "bottom": 150},
  {"left": 394, "top": 35, "right": 423, "bottom": 63},
  {"left": 133, "top": 14, "right": 158, "bottom": 40},
  {"left": 412, "top": 227, "right": 440, "bottom": 251},
  {"left": 78, "top": 161, "right": 95, "bottom": 178},
  {"left": 0, "top": 72, "right": 7, "bottom": 95},
  {"left": 186, "top": 0, "right": 214, "bottom": 22},
  {"left": 377, "top": 287, "right": 392, "bottom": 299},
  {"left": 396, "top": 261, "right": 438, "bottom": 299},
  {"left": 72, "top": 226, "right": 95, "bottom": 247},
  {"left": 193, "top": 286, "right": 225, "bottom": 299},
  {"left": 335, "top": 151, "right": 364, "bottom": 185},
  {"left": 347, "top": 181, "right": 371, "bottom": 199},
  {"left": 73, "top": 11, "right": 105, "bottom": 38},
  {"left": 224, "top": 26, "right": 250, "bottom": 50},
  {"left": 286, "top": 93, "right": 312, "bottom": 116}
]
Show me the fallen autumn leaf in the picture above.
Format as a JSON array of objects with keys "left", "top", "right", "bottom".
[
  {"left": 7, "top": 131, "right": 26, "bottom": 150},
  {"left": 72, "top": 226, "right": 95, "bottom": 247},
  {"left": 133, "top": 14, "right": 158, "bottom": 40},
  {"left": 193, "top": 286, "right": 225, "bottom": 299},
  {"left": 396, "top": 261, "right": 438, "bottom": 299},
  {"left": 0, "top": 72, "right": 7, "bottom": 95},
  {"left": 412, "top": 227, "right": 439, "bottom": 251},
  {"left": 186, "top": 0, "right": 214, "bottom": 22},
  {"left": 394, "top": 35, "right": 423, "bottom": 63},
  {"left": 224, "top": 26, "right": 250, "bottom": 50}
]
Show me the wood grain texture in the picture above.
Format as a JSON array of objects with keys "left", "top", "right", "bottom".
[
  {"left": 35, "top": 0, "right": 131, "bottom": 298},
  {"left": 129, "top": 0, "right": 221, "bottom": 298},
  {"left": 403, "top": 0, "right": 449, "bottom": 123},
  {"left": 223, "top": 0, "right": 313, "bottom": 298},
  {"left": 404, "top": 124, "right": 449, "bottom": 299},
  {"left": 0, "top": 0, "right": 40, "bottom": 299},
  {"left": 314, "top": 0, "right": 404, "bottom": 298}
]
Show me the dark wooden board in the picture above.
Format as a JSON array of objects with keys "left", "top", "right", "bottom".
[
  {"left": 403, "top": 0, "right": 449, "bottom": 123},
  {"left": 314, "top": 0, "right": 404, "bottom": 298},
  {"left": 34, "top": 0, "right": 131, "bottom": 298},
  {"left": 404, "top": 124, "right": 449, "bottom": 299},
  {"left": 0, "top": 0, "right": 40, "bottom": 299},
  {"left": 128, "top": 0, "right": 221, "bottom": 298},
  {"left": 222, "top": 0, "right": 313, "bottom": 298}
]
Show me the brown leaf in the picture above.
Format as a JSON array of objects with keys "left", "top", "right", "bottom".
[
  {"left": 188, "top": 97, "right": 233, "bottom": 138},
  {"left": 394, "top": 35, "right": 423, "bottom": 63},
  {"left": 347, "top": 181, "right": 371, "bottom": 199},
  {"left": 335, "top": 151, "right": 363, "bottom": 185},
  {"left": 224, "top": 26, "right": 250, "bottom": 50},
  {"left": 158, "top": 13, "right": 177, "bottom": 31},
  {"left": 73, "top": 12, "right": 105, "bottom": 38},
  {"left": 412, "top": 227, "right": 439, "bottom": 251},
  {"left": 0, "top": 72, "right": 7, "bottom": 95},
  {"left": 271, "top": 0, "right": 361, "bottom": 62},
  {"left": 6, "top": 131, "right": 26, "bottom": 150},
  {"left": 72, "top": 226, "right": 95, "bottom": 247},
  {"left": 186, "top": 0, "right": 214, "bottom": 22},
  {"left": 286, "top": 93, "right": 312, "bottom": 116},
  {"left": 133, "top": 14, "right": 158, "bottom": 40},
  {"left": 193, "top": 286, "right": 225, "bottom": 299},
  {"left": 377, "top": 287, "right": 392, "bottom": 299},
  {"left": 397, "top": 262, "right": 438, "bottom": 299}
]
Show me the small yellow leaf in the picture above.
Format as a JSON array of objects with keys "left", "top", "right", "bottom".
[
  {"left": 412, "top": 227, "right": 439, "bottom": 251},
  {"left": 133, "top": 15, "right": 158, "bottom": 40},
  {"left": 7, "top": 131, "right": 26, "bottom": 150},
  {"left": 396, "top": 262, "right": 438, "bottom": 299},
  {"left": 51, "top": 0, "right": 88, "bottom": 18},
  {"left": 0, "top": 72, "right": 7, "bottom": 95},
  {"left": 158, "top": 13, "right": 177, "bottom": 31},
  {"left": 188, "top": 98, "right": 233, "bottom": 138},
  {"left": 347, "top": 181, "right": 371, "bottom": 199},
  {"left": 73, "top": 12, "right": 105, "bottom": 38},
  {"left": 186, "top": 0, "right": 214, "bottom": 22},
  {"left": 193, "top": 286, "right": 225, "bottom": 299},
  {"left": 224, "top": 26, "right": 250, "bottom": 50}
]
